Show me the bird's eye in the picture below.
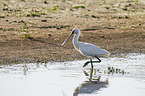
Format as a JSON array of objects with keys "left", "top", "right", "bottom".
[{"left": 72, "top": 30, "right": 75, "bottom": 34}]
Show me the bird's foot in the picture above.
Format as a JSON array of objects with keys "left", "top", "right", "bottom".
[{"left": 83, "top": 61, "right": 101, "bottom": 67}]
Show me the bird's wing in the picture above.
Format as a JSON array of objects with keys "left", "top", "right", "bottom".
[{"left": 78, "top": 42, "right": 110, "bottom": 57}]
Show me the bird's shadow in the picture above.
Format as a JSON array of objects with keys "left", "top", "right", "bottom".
[{"left": 73, "top": 69, "right": 109, "bottom": 96}]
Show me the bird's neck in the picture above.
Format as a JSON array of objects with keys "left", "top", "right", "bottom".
[{"left": 73, "top": 32, "right": 80, "bottom": 46}]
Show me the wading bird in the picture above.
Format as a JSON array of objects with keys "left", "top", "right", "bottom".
[{"left": 62, "top": 28, "right": 110, "bottom": 69}]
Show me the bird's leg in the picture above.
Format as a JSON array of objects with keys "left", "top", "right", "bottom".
[
  {"left": 83, "top": 61, "right": 90, "bottom": 67},
  {"left": 83, "top": 58, "right": 94, "bottom": 69},
  {"left": 90, "top": 58, "right": 93, "bottom": 69},
  {"left": 83, "top": 56, "right": 101, "bottom": 67},
  {"left": 94, "top": 56, "right": 101, "bottom": 63}
]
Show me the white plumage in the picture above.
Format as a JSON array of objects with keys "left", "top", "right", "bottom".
[
  {"left": 62, "top": 28, "right": 110, "bottom": 68},
  {"left": 76, "top": 42, "right": 110, "bottom": 58}
]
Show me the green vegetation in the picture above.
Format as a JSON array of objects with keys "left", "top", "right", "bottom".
[
  {"left": 107, "top": 66, "right": 127, "bottom": 74},
  {"left": 51, "top": 5, "right": 57, "bottom": 11},
  {"left": 0, "top": 15, "right": 5, "bottom": 18},
  {"left": 21, "top": 23, "right": 33, "bottom": 39},
  {"left": 73, "top": 5, "right": 86, "bottom": 9}
]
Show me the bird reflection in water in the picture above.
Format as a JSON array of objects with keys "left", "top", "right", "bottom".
[{"left": 73, "top": 69, "right": 108, "bottom": 96}]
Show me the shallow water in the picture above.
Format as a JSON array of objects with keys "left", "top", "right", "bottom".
[{"left": 0, "top": 53, "right": 145, "bottom": 96}]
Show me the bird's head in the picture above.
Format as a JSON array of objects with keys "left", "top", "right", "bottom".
[
  {"left": 71, "top": 28, "right": 80, "bottom": 34},
  {"left": 61, "top": 28, "right": 80, "bottom": 46}
]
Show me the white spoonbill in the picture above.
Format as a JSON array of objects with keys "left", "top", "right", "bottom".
[{"left": 62, "top": 28, "right": 110, "bottom": 69}]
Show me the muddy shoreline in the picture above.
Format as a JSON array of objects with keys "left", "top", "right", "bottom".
[{"left": 0, "top": 0, "right": 145, "bottom": 64}]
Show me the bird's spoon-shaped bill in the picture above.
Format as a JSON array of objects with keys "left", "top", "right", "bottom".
[{"left": 61, "top": 33, "right": 73, "bottom": 46}]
